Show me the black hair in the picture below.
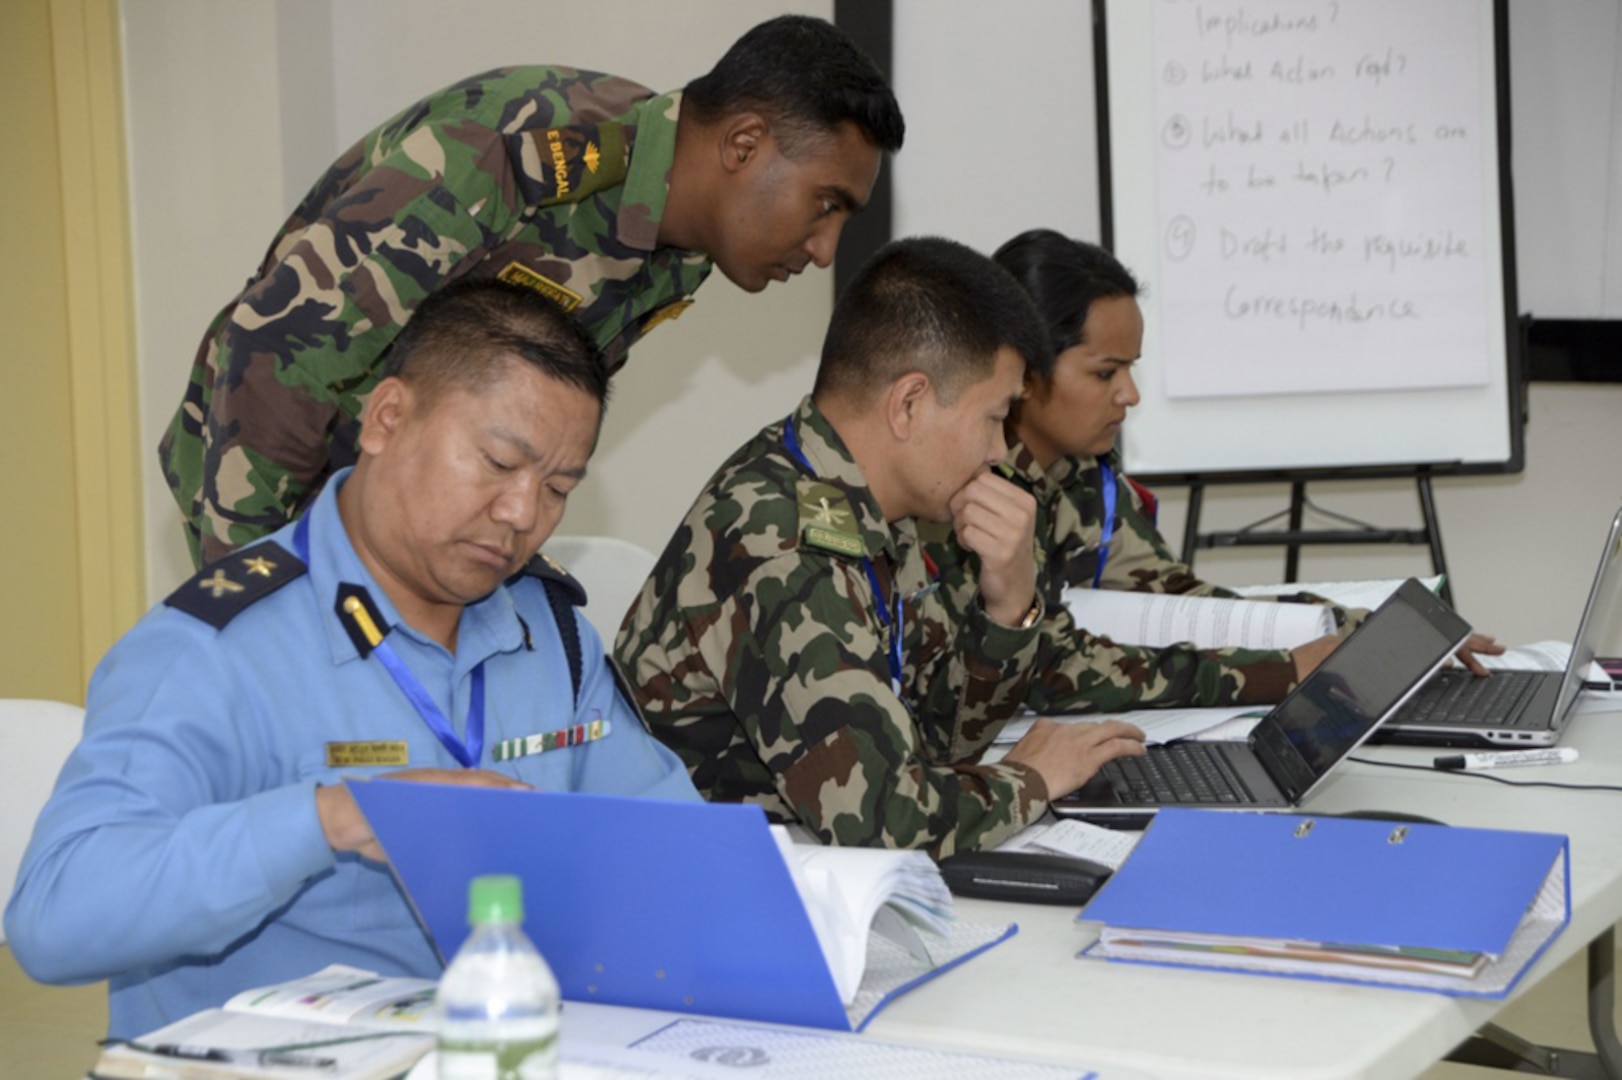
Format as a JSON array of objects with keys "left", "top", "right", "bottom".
[
  {"left": 684, "top": 14, "right": 904, "bottom": 156},
  {"left": 814, "top": 236, "right": 1050, "bottom": 402},
  {"left": 992, "top": 229, "right": 1142, "bottom": 379},
  {"left": 382, "top": 278, "right": 608, "bottom": 408}
]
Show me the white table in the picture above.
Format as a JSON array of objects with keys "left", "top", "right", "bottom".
[{"left": 555, "top": 694, "right": 1622, "bottom": 1079}]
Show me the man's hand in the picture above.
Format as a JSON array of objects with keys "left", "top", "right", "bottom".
[
  {"left": 1002, "top": 718, "right": 1146, "bottom": 801},
  {"left": 950, "top": 470, "right": 1038, "bottom": 627},
  {"left": 1452, "top": 632, "right": 1504, "bottom": 677},
  {"left": 315, "top": 768, "right": 530, "bottom": 862},
  {"left": 1290, "top": 634, "right": 1341, "bottom": 683}
]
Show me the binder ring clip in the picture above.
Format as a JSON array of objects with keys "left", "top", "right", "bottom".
[
  {"left": 1388, "top": 826, "right": 1409, "bottom": 845},
  {"left": 1294, "top": 819, "right": 1315, "bottom": 838}
]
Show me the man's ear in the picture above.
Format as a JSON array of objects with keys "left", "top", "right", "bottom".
[
  {"left": 884, "top": 372, "right": 933, "bottom": 441},
  {"left": 719, "top": 113, "right": 769, "bottom": 174},
  {"left": 356, "top": 377, "right": 414, "bottom": 457}
]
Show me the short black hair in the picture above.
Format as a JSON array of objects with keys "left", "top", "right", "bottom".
[
  {"left": 992, "top": 229, "right": 1142, "bottom": 380},
  {"left": 814, "top": 236, "right": 1049, "bottom": 403},
  {"left": 382, "top": 278, "right": 608, "bottom": 409},
  {"left": 685, "top": 14, "right": 904, "bottom": 157}
]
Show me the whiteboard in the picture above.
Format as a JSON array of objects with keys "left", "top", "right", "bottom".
[{"left": 1099, "top": 0, "right": 1522, "bottom": 477}]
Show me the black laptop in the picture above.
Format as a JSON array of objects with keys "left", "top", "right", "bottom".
[
  {"left": 1052, "top": 578, "right": 1471, "bottom": 828},
  {"left": 1370, "top": 505, "right": 1622, "bottom": 749}
]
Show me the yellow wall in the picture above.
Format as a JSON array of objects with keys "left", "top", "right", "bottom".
[
  {"left": 0, "top": 0, "right": 84, "bottom": 701},
  {"left": 0, "top": 0, "right": 143, "bottom": 703}
]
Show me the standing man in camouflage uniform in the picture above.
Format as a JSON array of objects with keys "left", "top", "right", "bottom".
[
  {"left": 614, "top": 238, "right": 1146, "bottom": 857},
  {"left": 161, "top": 14, "right": 904, "bottom": 566}
]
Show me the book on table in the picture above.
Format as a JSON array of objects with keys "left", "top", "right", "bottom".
[
  {"left": 90, "top": 964, "right": 435, "bottom": 1079},
  {"left": 348, "top": 781, "right": 1016, "bottom": 1031},
  {"left": 1079, "top": 807, "right": 1569, "bottom": 998}
]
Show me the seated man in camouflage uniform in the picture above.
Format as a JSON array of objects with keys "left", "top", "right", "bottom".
[
  {"left": 923, "top": 229, "right": 1500, "bottom": 718},
  {"left": 614, "top": 238, "right": 1146, "bottom": 857},
  {"left": 162, "top": 14, "right": 904, "bottom": 566}
]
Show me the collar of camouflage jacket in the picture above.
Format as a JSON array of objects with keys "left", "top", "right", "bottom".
[
  {"left": 1008, "top": 437, "right": 1127, "bottom": 507},
  {"left": 615, "top": 90, "right": 684, "bottom": 252}
]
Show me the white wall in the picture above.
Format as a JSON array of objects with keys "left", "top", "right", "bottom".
[
  {"left": 123, "top": 1, "right": 1621, "bottom": 653},
  {"left": 893, "top": 0, "right": 1101, "bottom": 249},
  {"left": 1509, "top": 0, "right": 1622, "bottom": 318},
  {"left": 123, "top": 0, "right": 831, "bottom": 598}
]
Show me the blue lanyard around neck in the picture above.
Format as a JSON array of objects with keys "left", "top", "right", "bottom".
[
  {"left": 782, "top": 415, "right": 905, "bottom": 694},
  {"left": 293, "top": 513, "right": 485, "bottom": 768},
  {"left": 1092, "top": 457, "right": 1117, "bottom": 590}
]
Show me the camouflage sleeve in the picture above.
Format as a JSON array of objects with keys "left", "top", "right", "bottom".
[
  {"left": 1026, "top": 602, "right": 1299, "bottom": 714},
  {"left": 910, "top": 570, "right": 1046, "bottom": 764},
  {"left": 192, "top": 133, "right": 528, "bottom": 560},
  {"left": 711, "top": 554, "right": 1047, "bottom": 858},
  {"left": 922, "top": 521, "right": 1295, "bottom": 714},
  {"left": 1106, "top": 477, "right": 1364, "bottom": 632}
]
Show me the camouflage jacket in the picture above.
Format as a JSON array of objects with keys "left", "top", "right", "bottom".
[
  {"left": 613, "top": 397, "right": 1048, "bottom": 857},
  {"left": 925, "top": 443, "right": 1360, "bottom": 714},
  {"left": 160, "top": 66, "right": 714, "bottom": 566}
]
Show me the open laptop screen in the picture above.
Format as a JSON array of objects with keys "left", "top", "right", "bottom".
[
  {"left": 1556, "top": 508, "right": 1622, "bottom": 722},
  {"left": 1260, "top": 581, "right": 1470, "bottom": 791}
]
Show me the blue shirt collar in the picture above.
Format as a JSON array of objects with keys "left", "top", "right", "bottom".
[{"left": 278, "top": 471, "right": 528, "bottom": 669}]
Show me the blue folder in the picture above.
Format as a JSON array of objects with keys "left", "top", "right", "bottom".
[
  {"left": 349, "top": 780, "right": 1009, "bottom": 1030},
  {"left": 1080, "top": 808, "right": 1569, "bottom": 997}
]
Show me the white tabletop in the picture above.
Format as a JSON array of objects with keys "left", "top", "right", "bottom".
[{"left": 549, "top": 693, "right": 1622, "bottom": 1080}]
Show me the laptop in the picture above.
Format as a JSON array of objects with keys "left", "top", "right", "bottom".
[
  {"left": 1052, "top": 578, "right": 1471, "bottom": 828},
  {"left": 1372, "top": 505, "right": 1622, "bottom": 749}
]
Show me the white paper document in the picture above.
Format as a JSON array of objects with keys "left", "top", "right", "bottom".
[
  {"left": 1229, "top": 575, "right": 1445, "bottom": 610},
  {"left": 627, "top": 1018, "right": 1101, "bottom": 1079},
  {"left": 995, "top": 707, "right": 1264, "bottom": 747},
  {"left": 997, "top": 819, "right": 1141, "bottom": 871},
  {"left": 1064, "top": 588, "right": 1335, "bottom": 651}
]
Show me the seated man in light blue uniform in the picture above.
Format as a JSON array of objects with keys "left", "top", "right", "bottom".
[{"left": 4, "top": 278, "right": 699, "bottom": 1039}]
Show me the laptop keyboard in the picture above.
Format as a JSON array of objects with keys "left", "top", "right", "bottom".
[
  {"left": 1395, "top": 669, "right": 1545, "bottom": 727},
  {"left": 1100, "top": 743, "right": 1255, "bottom": 804}
]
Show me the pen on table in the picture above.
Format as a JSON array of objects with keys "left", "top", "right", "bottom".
[{"left": 1433, "top": 748, "right": 1580, "bottom": 771}]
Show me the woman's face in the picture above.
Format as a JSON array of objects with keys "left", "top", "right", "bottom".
[{"left": 1015, "top": 295, "right": 1144, "bottom": 467}]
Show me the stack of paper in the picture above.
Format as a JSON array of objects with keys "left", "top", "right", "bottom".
[
  {"left": 770, "top": 827, "right": 953, "bottom": 1004},
  {"left": 1229, "top": 575, "right": 1445, "bottom": 609},
  {"left": 1063, "top": 588, "right": 1335, "bottom": 651}
]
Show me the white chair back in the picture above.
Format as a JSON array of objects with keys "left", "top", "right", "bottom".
[
  {"left": 542, "top": 535, "right": 659, "bottom": 646},
  {"left": 0, "top": 699, "right": 83, "bottom": 942}
]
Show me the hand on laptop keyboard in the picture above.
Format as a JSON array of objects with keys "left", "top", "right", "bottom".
[
  {"left": 1004, "top": 717, "right": 1146, "bottom": 801},
  {"left": 1450, "top": 632, "right": 1504, "bottom": 677}
]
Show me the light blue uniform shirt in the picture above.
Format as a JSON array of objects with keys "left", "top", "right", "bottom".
[{"left": 4, "top": 474, "right": 697, "bottom": 1037}]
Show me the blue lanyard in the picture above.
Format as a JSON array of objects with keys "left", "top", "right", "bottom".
[
  {"left": 1093, "top": 457, "right": 1117, "bottom": 590},
  {"left": 782, "top": 416, "right": 905, "bottom": 694},
  {"left": 293, "top": 513, "right": 485, "bottom": 768}
]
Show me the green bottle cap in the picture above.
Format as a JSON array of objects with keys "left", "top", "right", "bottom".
[{"left": 467, "top": 874, "right": 524, "bottom": 925}]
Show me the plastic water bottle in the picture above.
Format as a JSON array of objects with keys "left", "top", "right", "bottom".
[{"left": 437, "top": 874, "right": 560, "bottom": 1080}]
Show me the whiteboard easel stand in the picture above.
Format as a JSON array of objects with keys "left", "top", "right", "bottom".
[{"left": 1171, "top": 465, "right": 1456, "bottom": 608}]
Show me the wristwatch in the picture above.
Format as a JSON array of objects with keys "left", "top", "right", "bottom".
[{"left": 1016, "top": 595, "right": 1044, "bottom": 630}]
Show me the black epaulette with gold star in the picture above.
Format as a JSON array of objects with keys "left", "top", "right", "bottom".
[
  {"left": 511, "top": 551, "right": 587, "bottom": 607},
  {"left": 164, "top": 542, "right": 306, "bottom": 630}
]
